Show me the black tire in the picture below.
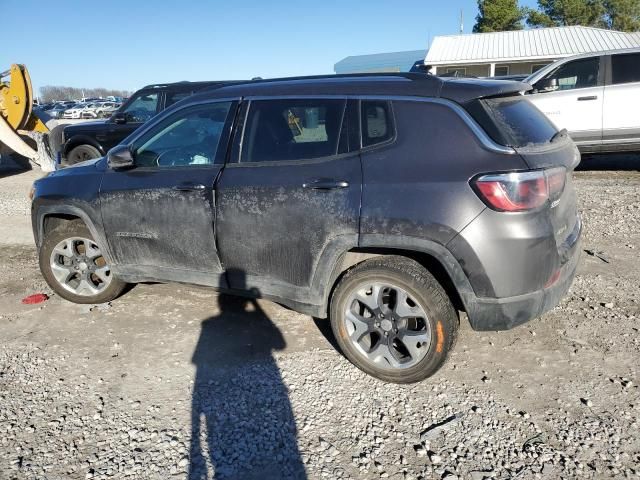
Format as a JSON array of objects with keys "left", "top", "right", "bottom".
[
  {"left": 329, "top": 255, "right": 458, "bottom": 384},
  {"left": 46, "top": 124, "right": 66, "bottom": 159},
  {"left": 39, "top": 220, "right": 126, "bottom": 304},
  {"left": 66, "top": 144, "right": 101, "bottom": 165}
]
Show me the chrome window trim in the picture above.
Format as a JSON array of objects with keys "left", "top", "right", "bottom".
[{"left": 243, "top": 94, "right": 516, "bottom": 155}]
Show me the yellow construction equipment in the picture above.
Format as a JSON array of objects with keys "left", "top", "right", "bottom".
[{"left": 0, "top": 64, "right": 57, "bottom": 171}]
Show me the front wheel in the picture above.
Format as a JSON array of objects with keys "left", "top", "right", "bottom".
[
  {"left": 330, "top": 256, "right": 458, "bottom": 383},
  {"left": 39, "top": 221, "right": 126, "bottom": 304},
  {"left": 66, "top": 144, "right": 101, "bottom": 165}
]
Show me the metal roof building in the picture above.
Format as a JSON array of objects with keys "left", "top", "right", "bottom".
[
  {"left": 425, "top": 26, "right": 640, "bottom": 77},
  {"left": 334, "top": 50, "right": 427, "bottom": 74}
]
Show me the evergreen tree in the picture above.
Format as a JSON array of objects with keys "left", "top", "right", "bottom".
[
  {"left": 473, "top": 0, "right": 525, "bottom": 33},
  {"left": 526, "top": 0, "right": 606, "bottom": 28},
  {"left": 604, "top": 0, "right": 640, "bottom": 31}
]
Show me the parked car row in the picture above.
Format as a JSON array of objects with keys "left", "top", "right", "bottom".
[
  {"left": 36, "top": 99, "right": 123, "bottom": 119},
  {"left": 62, "top": 102, "right": 122, "bottom": 119}
]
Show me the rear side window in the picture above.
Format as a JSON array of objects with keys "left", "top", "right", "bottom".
[
  {"left": 121, "top": 92, "right": 159, "bottom": 123},
  {"left": 466, "top": 96, "right": 558, "bottom": 147},
  {"left": 611, "top": 53, "right": 640, "bottom": 85},
  {"left": 361, "top": 100, "right": 394, "bottom": 147},
  {"left": 165, "top": 91, "right": 192, "bottom": 107},
  {"left": 241, "top": 99, "right": 346, "bottom": 163}
]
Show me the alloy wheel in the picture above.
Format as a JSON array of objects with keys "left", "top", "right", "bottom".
[
  {"left": 343, "top": 282, "right": 432, "bottom": 370},
  {"left": 49, "top": 237, "right": 112, "bottom": 296}
]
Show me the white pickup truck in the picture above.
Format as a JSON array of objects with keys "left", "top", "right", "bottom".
[{"left": 525, "top": 48, "right": 640, "bottom": 154}]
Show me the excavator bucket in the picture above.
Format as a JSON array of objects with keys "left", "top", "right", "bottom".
[{"left": 0, "top": 64, "right": 57, "bottom": 171}]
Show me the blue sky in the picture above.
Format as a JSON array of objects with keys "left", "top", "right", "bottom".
[{"left": 7, "top": 0, "right": 536, "bottom": 94}]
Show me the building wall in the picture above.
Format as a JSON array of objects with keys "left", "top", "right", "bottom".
[{"left": 433, "top": 60, "right": 554, "bottom": 77}]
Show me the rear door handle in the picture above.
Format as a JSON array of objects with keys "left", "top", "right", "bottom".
[
  {"left": 174, "top": 183, "right": 207, "bottom": 191},
  {"left": 577, "top": 95, "right": 598, "bottom": 101},
  {"left": 302, "top": 179, "right": 349, "bottom": 190}
]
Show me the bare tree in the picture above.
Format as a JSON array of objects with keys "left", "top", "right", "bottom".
[{"left": 40, "top": 85, "right": 132, "bottom": 103}]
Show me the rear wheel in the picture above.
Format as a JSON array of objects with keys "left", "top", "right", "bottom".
[
  {"left": 39, "top": 221, "right": 126, "bottom": 304},
  {"left": 67, "top": 144, "right": 101, "bottom": 165},
  {"left": 330, "top": 256, "right": 458, "bottom": 383}
]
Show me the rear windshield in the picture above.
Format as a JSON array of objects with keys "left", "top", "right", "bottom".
[{"left": 466, "top": 95, "right": 558, "bottom": 147}]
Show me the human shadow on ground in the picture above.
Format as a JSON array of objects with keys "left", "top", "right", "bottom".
[{"left": 189, "top": 269, "right": 306, "bottom": 479}]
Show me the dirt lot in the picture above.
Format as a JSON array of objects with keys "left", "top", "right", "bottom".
[{"left": 0, "top": 155, "right": 639, "bottom": 480}]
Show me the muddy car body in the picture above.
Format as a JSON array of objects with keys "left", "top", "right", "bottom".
[{"left": 32, "top": 73, "right": 582, "bottom": 382}]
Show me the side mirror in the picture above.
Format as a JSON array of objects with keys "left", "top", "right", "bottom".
[
  {"left": 113, "top": 112, "right": 126, "bottom": 124},
  {"left": 107, "top": 145, "right": 135, "bottom": 170},
  {"left": 535, "top": 77, "right": 558, "bottom": 93}
]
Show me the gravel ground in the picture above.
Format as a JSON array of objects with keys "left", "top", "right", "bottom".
[{"left": 0, "top": 157, "right": 639, "bottom": 480}]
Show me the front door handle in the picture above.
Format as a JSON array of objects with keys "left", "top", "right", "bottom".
[
  {"left": 577, "top": 95, "right": 598, "bottom": 101},
  {"left": 302, "top": 179, "right": 349, "bottom": 190},
  {"left": 174, "top": 183, "right": 207, "bottom": 192}
]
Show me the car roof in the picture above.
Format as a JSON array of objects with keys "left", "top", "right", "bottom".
[{"left": 190, "top": 73, "right": 530, "bottom": 104}]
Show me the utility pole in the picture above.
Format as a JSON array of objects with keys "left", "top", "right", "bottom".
[{"left": 460, "top": 9, "right": 464, "bottom": 33}]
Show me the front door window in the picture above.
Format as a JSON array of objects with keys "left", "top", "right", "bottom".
[
  {"left": 547, "top": 58, "right": 599, "bottom": 91},
  {"left": 132, "top": 102, "right": 233, "bottom": 168}
]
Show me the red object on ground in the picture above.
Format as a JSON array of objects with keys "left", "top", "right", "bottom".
[{"left": 21, "top": 293, "right": 49, "bottom": 305}]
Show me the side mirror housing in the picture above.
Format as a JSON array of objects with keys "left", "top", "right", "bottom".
[
  {"left": 113, "top": 112, "right": 126, "bottom": 124},
  {"left": 535, "top": 77, "right": 558, "bottom": 93},
  {"left": 107, "top": 145, "right": 135, "bottom": 170}
]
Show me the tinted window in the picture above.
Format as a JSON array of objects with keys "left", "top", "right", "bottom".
[
  {"left": 241, "top": 99, "right": 346, "bottom": 163},
  {"left": 361, "top": 101, "right": 394, "bottom": 147},
  {"left": 165, "top": 91, "right": 192, "bottom": 107},
  {"left": 122, "top": 92, "right": 159, "bottom": 123},
  {"left": 466, "top": 96, "right": 558, "bottom": 147},
  {"left": 133, "top": 102, "right": 233, "bottom": 168},
  {"left": 612, "top": 53, "right": 640, "bottom": 85},
  {"left": 545, "top": 57, "right": 599, "bottom": 91}
]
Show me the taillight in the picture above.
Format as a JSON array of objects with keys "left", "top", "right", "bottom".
[{"left": 472, "top": 167, "right": 566, "bottom": 212}]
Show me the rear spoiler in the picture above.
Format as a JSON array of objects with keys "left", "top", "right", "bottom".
[{"left": 438, "top": 77, "right": 532, "bottom": 103}]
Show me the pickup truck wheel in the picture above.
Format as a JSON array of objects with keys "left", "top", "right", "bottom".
[
  {"left": 39, "top": 221, "right": 126, "bottom": 304},
  {"left": 330, "top": 256, "right": 458, "bottom": 384},
  {"left": 67, "top": 145, "right": 101, "bottom": 165}
]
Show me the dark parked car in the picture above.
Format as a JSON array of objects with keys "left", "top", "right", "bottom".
[
  {"left": 61, "top": 81, "right": 238, "bottom": 165},
  {"left": 31, "top": 73, "right": 582, "bottom": 383}
]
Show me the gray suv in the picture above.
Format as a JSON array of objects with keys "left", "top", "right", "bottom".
[{"left": 31, "top": 73, "right": 582, "bottom": 383}]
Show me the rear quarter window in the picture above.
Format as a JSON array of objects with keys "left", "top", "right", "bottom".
[
  {"left": 465, "top": 96, "right": 558, "bottom": 147},
  {"left": 361, "top": 100, "right": 394, "bottom": 147}
]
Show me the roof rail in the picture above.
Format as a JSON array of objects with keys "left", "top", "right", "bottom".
[
  {"left": 246, "top": 71, "right": 439, "bottom": 84},
  {"left": 139, "top": 80, "right": 222, "bottom": 90},
  {"left": 140, "top": 73, "right": 438, "bottom": 91}
]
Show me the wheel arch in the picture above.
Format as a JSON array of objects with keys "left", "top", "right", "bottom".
[
  {"left": 35, "top": 206, "right": 114, "bottom": 264},
  {"left": 63, "top": 134, "right": 105, "bottom": 157},
  {"left": 319, "top": 235, "right": 477, "bottom": 320}
]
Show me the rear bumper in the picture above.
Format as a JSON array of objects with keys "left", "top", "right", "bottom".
[{"left": 464, "top": 217, "right": 582, "bottom": 331}]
